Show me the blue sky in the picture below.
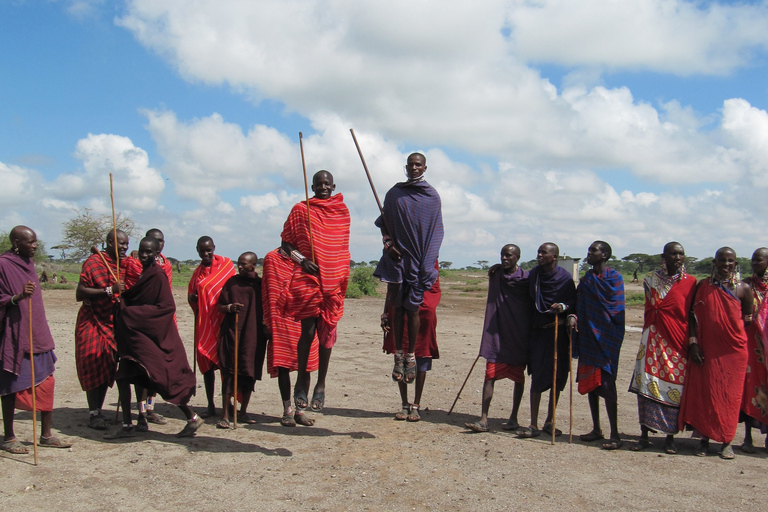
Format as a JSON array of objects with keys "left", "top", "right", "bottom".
[{"left": 3, "top": 0, "right": 768, "bottom": 266}]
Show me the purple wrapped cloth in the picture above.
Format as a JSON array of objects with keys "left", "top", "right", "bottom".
[
  {"left": 0, "top": 251, "right": 56, "bottom": 375},
  {"left": 374, "top": 179, "right": 443, "bottom": 311},
  {"left": 479, "top": 267, "right": 533, "bottom": 366}
]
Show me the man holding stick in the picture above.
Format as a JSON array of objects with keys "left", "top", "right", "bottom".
[
  {"left": 569, "top": 241, "right": 625, "bottom": 450},
  {"left": 188, "top": 236, "right": 235, "bottom": 418},
  {"left": 280, "top": 170, "right": 350, "bottom": 423},
  {"left": 375, "top": 153, "right": 443, "bottom": 397},
  {"left": 518, "top": 243, "right": 575, "bottom": 439},
  {"left": 74, "top": 229, "right": 130, "bottom": 430},
  {"left": 465, "top": 244, "right": 533, "bottom": 433},
  {"left": 1, "top": 226, "right": 71, "bottom": 453},
  {"left": 215, "top": 252, "right": 268, "bottom": 429}
]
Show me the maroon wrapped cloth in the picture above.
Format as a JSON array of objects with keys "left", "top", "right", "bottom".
[
  {"left": 0, "top": 251, "right": 56, "bottom": 375},
  {"left": 478, "top": 267, "right": 532, "bottom": 366},
  {"left": 678, "top": 281, "right": 748, "bottom": 443},
  {"left": 114, "top": 263, "right": 195, "bottom": 405},
  {"left": 217, "top": 272, "right": 267, "bottom": 390},
  {"left": 382, "top": 276, "right": 441, "bottom": 359}
]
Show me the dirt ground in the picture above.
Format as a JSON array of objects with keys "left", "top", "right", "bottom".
[{"left": 2, "top": 279, "right": 767, "bottom": 511}]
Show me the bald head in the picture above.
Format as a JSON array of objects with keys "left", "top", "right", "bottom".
[
  {"left": 10, "top": 225, "right": 37, "bottom": 259},
  {"left": 9, "top": 225, "right": 34, "bottom": 243}
]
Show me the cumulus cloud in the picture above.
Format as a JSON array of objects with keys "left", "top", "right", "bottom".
[{"left": 0, "top": 162, "right": 36, "bottom": 206}]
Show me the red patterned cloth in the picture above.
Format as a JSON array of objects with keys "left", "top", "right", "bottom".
[
  {"left": 279, "top": 194, "right": 350, "bottom": 348},
  {"left": 741, "top": 276, "right": 768, "bottom": 426},
  {"left": 382, "top": 272, "right": 440, "bottom": 359},
  {"left": 74, "top": 252, "right": 129, "bottom": 391},
  {"left": 485, "top": 362, "right": 524, "bottom": 383},
  {"left": 188, "top": 254, "right": 236, "bottom": 373},
  {"left": 679, "top": 281, "right": 749, "bottom": 443},
  {"left": 263, "top": 249, "right": 319, "bottom": 377}
]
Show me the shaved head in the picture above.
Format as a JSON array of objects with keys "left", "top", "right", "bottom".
[{"left": 9, "top": 225, "right": 33, "bottom": 243}]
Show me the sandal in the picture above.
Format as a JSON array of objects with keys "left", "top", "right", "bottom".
[
  {"left": 465, "top": 421, "right": 489, "bottom": 433},
  {"left": 294, "top": 386, "right": 309, "bottom": 410},
  {"left": 280, "top": 413, "right": 297, "bottom": 427},
  {"left": 602, "top": 438, "right": 623, "bottom": 450},
  {"left": 216, "top": 418, "right": 231, "bottom": 429},
  {"left": 395, "top": 403, "right": 410, "bottom": 421},
  {"left": 664, "top": 437, "right": 678, "bottom": 455},
  {"left": 392, "top": 351, "right": 405, "bottom": 382},
  {"left": 237, "top": 412, "right": 257, "bottom": 424},
  {"left": 199, "top": 407, "right": 216, "bottom": 419},
  {"left": 89, "top": 414, "right": 108, "bottom": 430},
  {"left": 542, "top": 422, "right": 562, "bottom": 437},
  {"left": 580, "top": 430, "right": 604, "bottom": 442},
  {"left": 146, "top": 411, "right": 167, "bottom": 425},
  {"left": 176, "top": 415, "right": 204, "bottom": 438},
  {"left": 502, "top": 421, "right": 520, "bottom": 431},
  {"left": 403, "top": 353, "right": 417, "bottom": 384},
  {"left": 294, "top": 411, "right": 315, "bottom": 427},
  {"left": 406, "top": 404, "right": 420, "bottom": 422},
  {"left": 631, "top": 438, "right": 651, "bottom": 452},
  {"left": 517, "top": 426, "right": 541, "bottom": 439},
  {"left": 740, "top": 440, "right": 756, "bottom": 454},
  {"left": 39, "top": 436, "right": 72, "bottom": 448},
  {"left": 720, "top": 443, "right": 735, "bottom": 460},
  {"left": 135, "top": 415, "right": 149, "bottom": 433},
  {"left": 105, "top": 426, "right": 137, "bottom": 439},
  {"left": 310, "top": 390, "right": 325, "bottom": 411},
  {"left": 695, "top": 439, "right": 709, "bottom": 457},
  {"left": 1, "top": 438, "right": 29, "bottom": 454}
]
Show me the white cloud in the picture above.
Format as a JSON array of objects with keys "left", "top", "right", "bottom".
[{"left": 0, "top": 162, "right": 35, "bottom": 206}]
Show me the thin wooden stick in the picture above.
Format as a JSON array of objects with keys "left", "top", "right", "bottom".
[
  {"left": 28, "top": 298, "right": 38, "bottom": 465},
  {"left": 568, "top": 327, "right": 573, "bottom": 444},
  {"left": 109, "top": 173, "right": 122, "bottom": 420},
  {"left": 91, "top": 246, "right": 118, "bottom": 282},
  {"left": 298, "top": 133, "right": 316, "bottom": 263},
  {"left": 448, "top": 354, "right": 480, "bottom": 415},
  {"left": 551, "top": 317, "right": 558, "bottom": 446},
  {"left": 233, "top": 312, "right": 239, "bottom": 429},
  {"left": 349, "top": 129, "right": 397, "bottom": 244}
]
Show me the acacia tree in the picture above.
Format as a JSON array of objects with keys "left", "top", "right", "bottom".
[
  {"left": 60, "top": 208, "right": 140, "bottom": 261},
  {"left": 439, "top": 261, "right": 452, "bottom": 269}
]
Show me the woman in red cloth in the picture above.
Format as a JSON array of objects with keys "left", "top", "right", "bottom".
[{"left": 679, "top": 247, "right": 752, "bottom": 459}]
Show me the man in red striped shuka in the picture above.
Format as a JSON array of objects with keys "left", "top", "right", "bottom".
[
  {"left": 188, "top": 236, "right": 236, "bottom": 418},
  {"left": 280, "top": 170, "right": 350, "bottom": 426}
]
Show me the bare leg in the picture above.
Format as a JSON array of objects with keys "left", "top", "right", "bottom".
[
  {"left": 40, "top": 410, "right": 52, "bottom": 438},
  {"left": 116, "top": 379, "right": 132, "bottom": 425},
  {"left": 587, "top": 391, "right": 601, "bottom": 434},
  {"left": 312, "top": 345, "right": 332, "bottom": 408},
  {"left": 278, "top": 368, "right": 291, "bottom": 402},
  {"left": 1, "top": 393, "right": 16, "bottom": 441},
  {"left": 479, "top": 379, "right": 495, "bottom": 425},
  {"left": 508, "top": 382, "right": 524, "bottom": 427},
  {"left": 239, "top": 390, "right": 252, "bottom": 416},
  {"left": 529, "top": 391, "right": 541, "bottom": 429},
  {"left": 413, "top": 370, "right": 426, "bottom": 405},
  {"left": 605, "top": 398, "right": 619, "bottom": 440},
  {"left": 221, "top": 392, "right": 232, "bottom": 423},
  {"left": 296, "top": 318, "right": 317, "bottom": 408},
  {"left": 542, "top": 389, "right": 561, "bottom": 425},
  {"left": 202, "top": 370, "right": 216, "bottom": 415},
  {"left": 405, "top": 309, "right": 420, "bottom": 354},
  {"left": 393, "top": 306, "right": 405, "bottom": 352},
  {"left": 85, "top": 383, "right": 108, "bottom": 413}
]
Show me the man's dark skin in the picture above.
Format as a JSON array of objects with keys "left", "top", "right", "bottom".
[
  {"left": 526, "top": 243, "right": 564, "bottom": 433},
  {"left": 380, "top": 153, "right": 426, "bottom": 383},
  {"left": 633, "top": 242, "right": 690, "bottom": 454},
  {"left": 188, "top": 236, "right": 218, "bottom": 418},
  {"left": 688, "top": 246, "right": 752, "bottom": 459},
  {"left": 1, "top": 227, "right": 60, "bottom": 450},
  {"left": 280, "top": 170, "right": 335, "bottom": 423},
  {"left": 75, "top": 230, "right": 128, "bottom": 429},
  {"left": 568, "top": 241, "right": 622, "bottom": 449}
]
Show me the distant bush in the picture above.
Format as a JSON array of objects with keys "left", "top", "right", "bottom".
[{"left": 346, "top": 266, "right": 379, "bottom": 298}]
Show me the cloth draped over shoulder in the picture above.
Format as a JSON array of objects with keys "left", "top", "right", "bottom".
[
  {"left": 527, "top": 265, "right": 576, "bottom": 393},
  {"left": 382, "top": 269, "right": 441, "bottom": 359},
  {"left": 0, "top": 251, "right": 55, "bottom": 376},
  {"left": 629, "top": 272, "right": 696, "bottom": 411},
  {"left": 479, "top": 267, "right": 533, "bottom": 366},
  {"left": 217, "top": 272, "right": 267, "bottom": 388},
  {"left": 74, "top": 252, "right": 131, "bottom": 391},
  {"left": 188, "top": 254, "right": 236, "bottom": 373},
  {"left": 115, "top": 263, "right": 195, "bottom": 405},
  {"left": 573, "top": 267, "right": 625, "bottom": 377},
  {"left": 374, "top": 180, "right": 443, "bottom": 311},
  {"left": 263, "top": 249, "right": 319, "bottom": 377},
  {"left": 678, "top": 280, "right": 748, "bottom": 443},
  {"left": 741, "top": 276, "right": 768, "bottom": 427},
  {"left": 279, "top": 194, "right": 350, "bottom": 346}
]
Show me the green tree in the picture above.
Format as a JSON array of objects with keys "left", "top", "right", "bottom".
[
  {"left": 439, "top": 261, "right": 452, "bottom": 269},
  {"left": 60, "top": 208, "right": 140, "bottom": 261},
  {"left": 476, "top": 260, "right": 489, "bottom": 270},
  {"left": 621, "top": 253, "right": 657, "bottom": 273}
]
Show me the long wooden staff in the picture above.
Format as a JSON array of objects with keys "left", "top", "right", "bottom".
[
  {"left": 448, "top": 354, "right": 480, "bottom": 415},
  {"left": 91, "top": 246, "right": 118, "bottom": 282},
  {"left": 349, "top": 129, "right": 397, "bottom": 245},
  {"left": 298, "top": 133, "right": 316, "bottom": 263},
  {"left": 568, "top": 327, "right": 573, "bottom": 444},
  {"left": 109, "top": 173, "right": 122, "bottom": 421},
  {"left": 233, "top": 313, "right": 239, "bottom": 429},
  {"left": 28, "top": 298, "right": 38, "bottom": 465},
  {"left": 551, "top": 317, "right": 558, "bottom": 445}
]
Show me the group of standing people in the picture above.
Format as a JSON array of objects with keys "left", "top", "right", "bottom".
[
  {"left": 2, "top": 151, "right": 765, "bottom": 461},
  {"left": 466, "top": 239, "right": 767, "bottom": 459}
]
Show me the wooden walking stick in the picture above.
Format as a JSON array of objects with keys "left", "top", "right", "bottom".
[
  {"left": 551, "top": 316, "right": 558, "bottom": 445},
  {"left": 568, "top": 327, "right": 574, "bottom": 444},
  {"left": 109, "top": 173, "right": 123, "bottom": 421},
  {"left": 28, "top": 298, "right": 38, "bottom": 466},
  {"left": 298, "top": 132, "right": 316, "bottom": 263},
  {"left": 448, "top": 354, "right": 481, "bottom": 415},
  {"left": 233, "top": 312, "right": 239, "bottom": 429}
]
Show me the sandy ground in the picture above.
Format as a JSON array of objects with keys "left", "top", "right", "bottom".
[{"left": 2, "top": 280, "right": 767, "bottom": 511}]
